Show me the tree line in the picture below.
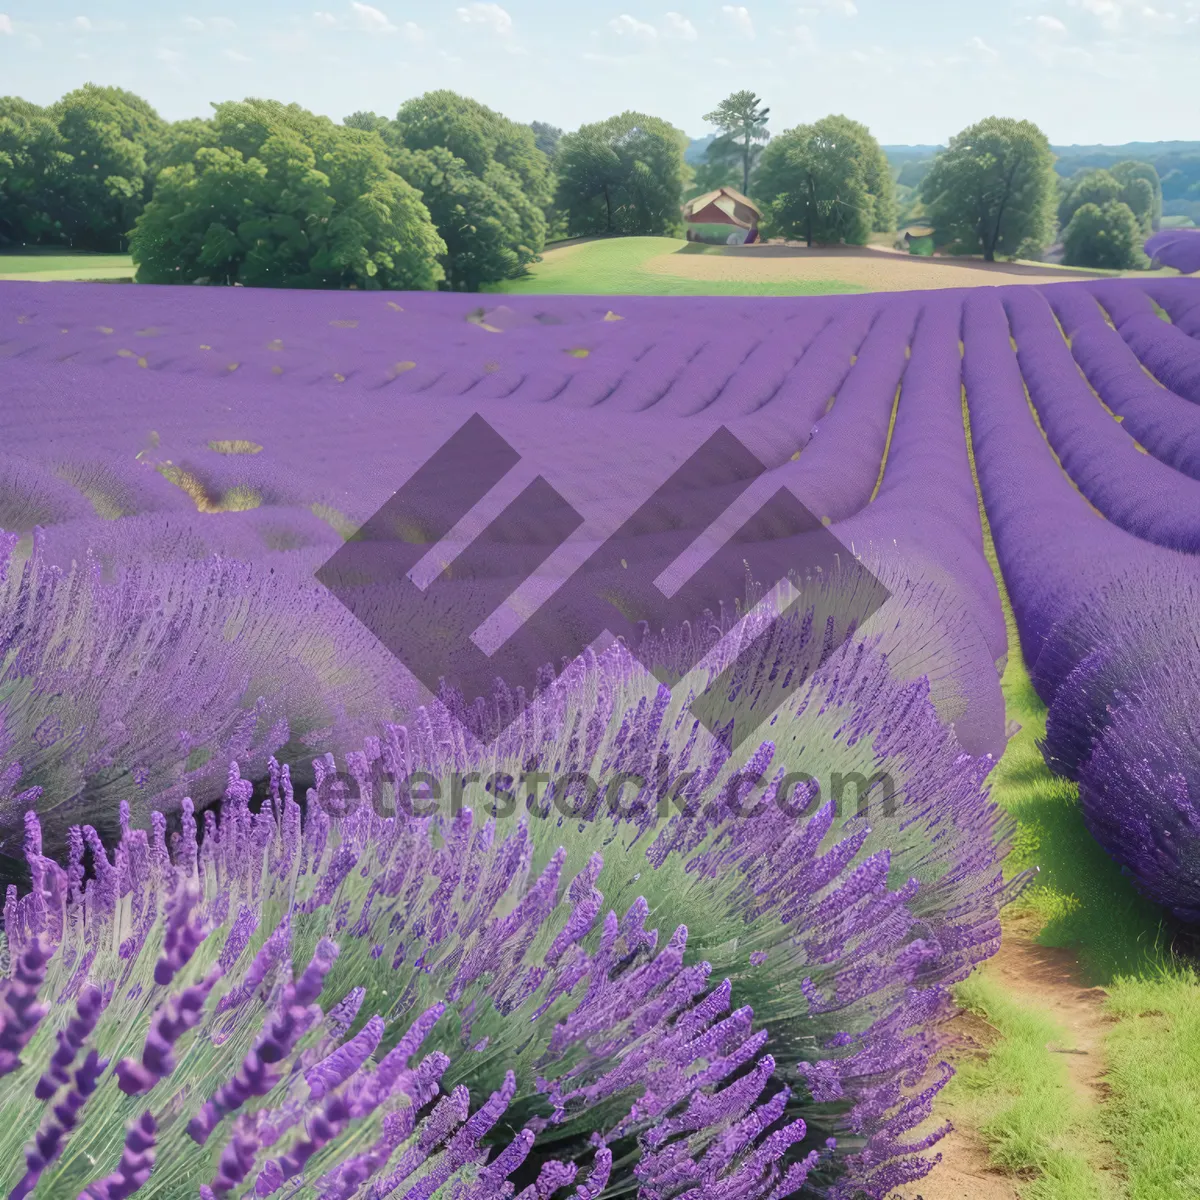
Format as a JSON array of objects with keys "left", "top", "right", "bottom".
[{"left": 0, "top": 83, "right": 1166, "bottom": 289}]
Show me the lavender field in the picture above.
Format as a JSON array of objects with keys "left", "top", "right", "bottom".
[{"left": 1, "top": 274, "right": 1198, "bottom": 1199}]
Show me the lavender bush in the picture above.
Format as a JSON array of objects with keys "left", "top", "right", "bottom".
[
  {"left": 1086, "top": 279, "right": 1200, "bottom": 404},
  {"left": 0, "top": 532, "right": 418, "bottom": 861},
  {"left": 0, "top": 603, "right": 1017, "bottom": 1197},
  {"left": 1039, "top": 282, "right": 1200, "bottom": 480},
  {"left": 1144, "top": 228, "right": 1200, "bottom": 277},
  {"left": 1142, "top": 277, "right": 1200, "bottom": 336},
  {"left": 963, "top": 285, "right": 1200, "bottom": 922},
  {"left": 1002, "top": 287, "right": 1200, "bottom": 554}
]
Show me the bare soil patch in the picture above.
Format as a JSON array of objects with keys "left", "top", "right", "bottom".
[
  {"left": 890, "top": 921, "right": 1115, "bottom": 1200},
  {"left": 643, "top": 244, "right": 1097, "bottom": 291}
]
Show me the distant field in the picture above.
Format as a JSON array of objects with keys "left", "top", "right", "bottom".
[
  {"left": 0, "top": 240, "right": 1180, "bottom": 293},
  {"left": 488, "top": 236, "right": 871, "bottom": 296},
  {"left": 492, "top": 235, "right": 1180, "bottom": 297},
  {"left": 0, "top": 249, "right": 136, "bottom": 281}
]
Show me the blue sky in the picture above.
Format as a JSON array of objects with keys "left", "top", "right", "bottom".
[{"left": 2, "top": 0, "right": 1198, "bottom": 145}]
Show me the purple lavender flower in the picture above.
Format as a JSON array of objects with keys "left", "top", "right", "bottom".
[
  {"left": 35, "top": 983, "right": 104, "bottom": 1100},
  {"left": 0, "top": 499, "right": 1024, "bottom": 1200},
  {"left": 78, "top": 1111, "right": 157, "bottom": 1200},
  {"left": 115, "top": 965, "right": 223, "bottom": 1095},
  {"left": 0, "top": 617, "right": 1012, "bottom": 1199},
  {"left": 0, "top": 533, "right": 417, "bottom": 859},
  {"left": 0, "top": 934, "right": 52, "bottom": 1077},
  {"left": 9, "top": 1048, "right": 108, "bottom": 1200}
]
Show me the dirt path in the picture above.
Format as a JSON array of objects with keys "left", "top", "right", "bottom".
[{"left": 890, "top": 919, "right": 1114, "bottom": 1200}]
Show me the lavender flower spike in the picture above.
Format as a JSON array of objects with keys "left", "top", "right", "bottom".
[
  {"left": 306, "top": 1013, "right": 385, "bottom": 1100},
  {"left": 35, "top": 983, "right": 104, "bottom": 1100},
  {"left": 10, "top": 1049, "right": 108, "bottom": 1200},
  {"left": 0, "top": 934, "right": 53, "bottom": 1077},
  {"left": 153, "top": 883, "right": 206, "bottom": 987},
  {"left": 187, "top": 940, "right": 339, "bottom": 1144},
  {"left": 78, "top": 1111, "right": 157, "bottom": 1200},
  {"left": 116, "top": 966, "right": 224, "bottom": 1095}
]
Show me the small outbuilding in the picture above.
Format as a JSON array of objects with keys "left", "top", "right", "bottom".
[
  {"left": 683, "top": 187, "right": 762, "bottom": 245},
  {"left": 900, "top": 224, "right": 936, "bottom": 256}
]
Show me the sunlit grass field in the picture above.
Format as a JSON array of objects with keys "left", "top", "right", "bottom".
[
  {"left": 0, "top": 248, "right": 137, "bottom": 281},
  {"left": 487, "top": 235, "right": 869, "bottom": 296}
]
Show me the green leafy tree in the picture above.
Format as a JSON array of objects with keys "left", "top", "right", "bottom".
[
  {"left": 919, "top": 117, "right": 1057, "bottom": 261},
  {"left": 148, "top": 116, "right": 219, "bottom": 179},
  {"left": 50, "top": 84, "right": 168, "bottom": 251},
  {"left": 1111, "top": 159, "right": 1161, "bottom": 231},
  {"left": 701, "top": 90, "right": 770, "bottom": 196},
  {"left": 387, "top": 91, "right": 550, "bottom": 285},
  {"left": 129, "top": 99, "right": 445, "bottom": 290},
  {"left": 392, "top": 91, "right": 552, "bottom": 212},
  {"left": 343, "top": 111, "right": 391, "bottom": 136},
  {"left": 1062, "top": 200, "right": 1144, "bottom": 270},
  {"left": 754, "top": 117, "right": 880, "bottom": 247},
  {"left": 529, "top": 121, "right": 563, "bottom": 160},
  {"left": 391, "top": 145, "right": 539, "bottom": 291},
  {"left": 1059, "top": 168, "right": 1122, "bottom": 229},
  {"left": 1118, "top": 175, "right": 1155, "bottom": 233},
  {"left": 817, "top": 114, "right": 895, "bottom": 232},
  {"left": 555, "top": 112, "right": 689, "bottom": 236},
  {"left": 684, "top": 154, "right": 742, "bottom": 203},
  {"left": 0, "top": 97, "right": 71, "bottom": 244}
]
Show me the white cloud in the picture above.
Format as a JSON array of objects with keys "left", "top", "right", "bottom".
[
  {"left": 350, "top": 3, "right": 396, "bottom": 32},
  {"left": 183, "top": 15, "right": 237, "bottom": 32},
  {"left": 72, "top": 15, "right": 92, "bottom": 31},
  {"left": 1034, "top": 13, "right": 1069, "bottom": 31},
  {"left": 221, "top": 47, "right": 251, "bottom": 61},
  {"left": 456, "top": 2, "right": 513, "bottom": 35},
  {"left": 784, "top": 22, "right": 817, "bottom": 53},
  {"left": 1066, "top": 0, "right": 1179, "bottom": 30},
  {"left": 608, "top": 12, "right": 699, "bottom": 41},
  {"left": 722, "top": 4, "right": 755, "bottom": 36},
  {"left": 1070, "top": 0, "right": 1125, "bottom": 28},
  {"left": 967, "top": 34, "right": 999, "bottom": 57},
  {"left": 663, "top": 11, "right": 698, "bottom": 38},
  {"left": 609, "top": 13, "right": 658, "bottom": 38},
  {"left": 797, "top": 0, "right": 856, "bottom": 14},
  {"left": 313, "top": 11, "right": 338, "bottom": 26},
  {"left": 155, "top": 45, "right": 184, "bottom": 62},
  {"left": 0, "top": 13, "right": 13, "bottom": 34}
]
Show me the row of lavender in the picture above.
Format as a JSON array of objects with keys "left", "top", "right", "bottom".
[
  {"left": 967, "top": 278, "right": 1200, "bottom": 924},
  {"left": 0, "top": 281, "right": 1020, "bottom": 1198}
]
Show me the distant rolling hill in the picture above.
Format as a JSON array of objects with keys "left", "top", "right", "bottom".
[{"left": 881, "top": 140, "right": 1200, "bottom": 176}]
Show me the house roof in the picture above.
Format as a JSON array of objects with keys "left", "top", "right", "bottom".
[{"left": 683, "top": 186, "right": 763, "bottom": 225}]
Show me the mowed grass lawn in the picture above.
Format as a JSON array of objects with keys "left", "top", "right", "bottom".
[
  {"left": 0, "top": 248, "right": 136, "bottom": 281},
  {"left": 488, "top": 235, "right": 869, "bottom": 296}
]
